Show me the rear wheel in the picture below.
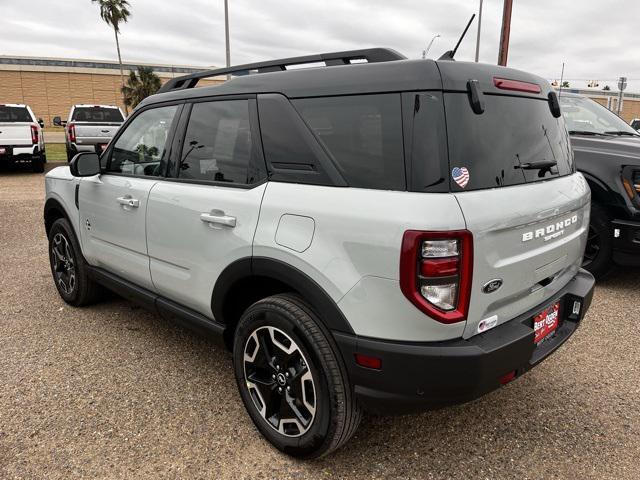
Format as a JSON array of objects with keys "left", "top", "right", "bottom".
[
  {"left": 233, "top": 294, "right": 361, "bottom": 458},
  {"left": 582, "top": 203, "right": 613, "bottom": 279},
  {"left": 48, "top": 218, "right": 103, "bottom": 306}
]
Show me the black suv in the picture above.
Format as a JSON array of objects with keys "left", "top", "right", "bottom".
[{"left": 560, "top": 93, "right": 640, "bottom": 278}]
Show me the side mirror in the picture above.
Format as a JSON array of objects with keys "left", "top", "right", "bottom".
[
  {"left": 70, "top": 152, "right": 101, "bottom": 177},
  {"left": 52, "top": 116, "right": 62, "bottom": 126},
  {"left": 38, "top": 118, "right": 45, "bottom": 128}
]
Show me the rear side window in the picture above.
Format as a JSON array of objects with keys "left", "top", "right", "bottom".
[
  {"left": 293, "top": 94, "right": 405, "bottom": 190},
  {"left": 72, "top": 107, "right": 124, "bottom": 123},
  {"left": 179, "top": 100, "right": 256, "bottom": 184},
  {"left": 0, "top": 106, "right": 31, "bottom": 122},
  {"left": 445, "top": 94, "right": 574, "bottom": 191}
]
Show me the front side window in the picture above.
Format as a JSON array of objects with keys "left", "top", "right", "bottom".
[
  {"left": 107, "top": 105, "right": 179, "bottom": 177},
  {"left": 293, "top": 94, "right": 405, "bottom": 190},
  {"left": 179, "top": 100, "right": 256, "bottom": 184}
]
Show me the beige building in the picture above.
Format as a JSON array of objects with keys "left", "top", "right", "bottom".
[{"left": 0, "top": 56, "right": 223, "bottom": 125}]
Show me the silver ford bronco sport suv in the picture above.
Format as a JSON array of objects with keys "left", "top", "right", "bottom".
[{"left": 44, "top": 48, "right": 595, "bottom": 458}]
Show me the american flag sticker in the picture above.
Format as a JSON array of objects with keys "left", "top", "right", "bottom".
[{"left": 452, "top": 167, "right": 470, "bottom": 188}]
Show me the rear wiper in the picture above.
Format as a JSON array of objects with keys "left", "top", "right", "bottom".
[
  {"left": 514, "top": 160, "right": 557, "bottom": 170},
  {"left": 568, "top": 130, "right": 609, "bottom": 136},
  {"left": 603, "top": 130, "right": 640, "bottom": 136}
]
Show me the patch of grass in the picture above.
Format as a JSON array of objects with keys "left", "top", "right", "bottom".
[{"left": 45, "top": 143, "right": 67, "bottom": 162}]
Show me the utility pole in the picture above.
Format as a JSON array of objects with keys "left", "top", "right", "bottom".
[
  {"left": 475, "top": 0, "right": 483, "bottom": 62},
  {"left": 497, "top": 0, "right": 513, "bottom": 66},
  {"left": 224, "top": 0, "right": 231, "bottom": 80}
]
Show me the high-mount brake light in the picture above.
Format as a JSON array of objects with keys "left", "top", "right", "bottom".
[
  {"left": 400, "top": 230, "right": 473, "bottom": 324},
  {"left": 493, "top": 77, "right": 542, "bottom": 94},
  {"left": 30, "top": 125, "right": 38, "bottom": 144},
  {"left": 68, "top": 124, "right": 76, "bottom": 143}
]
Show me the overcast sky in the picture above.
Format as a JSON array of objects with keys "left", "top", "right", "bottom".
[{"left": 2, "top": 0, "right": 639, "bottom": 91}]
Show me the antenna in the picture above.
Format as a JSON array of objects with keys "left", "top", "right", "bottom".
[{"left": 439, "top": 14, "right": 476, "bottom": 61}]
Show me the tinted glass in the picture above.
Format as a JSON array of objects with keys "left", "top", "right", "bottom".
[
  {"left": 72, "top": 107, "right": 124, "bottom": 123},
  {"left": 445, "top": 93, "right": 574, "bottom": 191},
  {"left": 559, "top": 95, "right": 639, "bottom": 136},
  {"left": 179, "top": 100, "right": 254, "bottom": 184},
  {"left": 0, "top": 106, "right": 31, "bottom": 122},
  {"left": 293, "top": 94, "right": 405, "bottom": 190},
  {"left": 108, "top": 105, "right": 178, "bottom": 177}
]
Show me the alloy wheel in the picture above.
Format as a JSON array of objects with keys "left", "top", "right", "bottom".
[
  {"left": 51, "top": 233, "right": 76, "bottom": 295},
  {"left": 583, "top": 224, "right": 600, "bottom": 267},
  {"left": 243, "top": 326, "right": 317, "bottom": 437}
]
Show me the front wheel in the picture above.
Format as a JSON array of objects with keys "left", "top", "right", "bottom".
[
  {"left": 233, "top": 294, "right": 361, "bottom": 458},
  {"left": 582, "top": 203, "right": 613, "bottom": 279},
  {"left": 48, "top": 218, "right": 103, "bottom": 306}
]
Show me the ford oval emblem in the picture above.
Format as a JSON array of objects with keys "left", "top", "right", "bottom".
[{"left": 482, "top": 279, "right": 503, "bottom": 294}]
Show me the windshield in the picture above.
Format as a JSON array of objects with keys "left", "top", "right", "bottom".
[
  {"left": 0, "top": 106, "right": 31, "bottom": 122},
  {"left": 72, "top": 107, "right": 124, "bottom": 123},
  {"left": 559, "top": 95, "right": 638, "bottom": 135}
]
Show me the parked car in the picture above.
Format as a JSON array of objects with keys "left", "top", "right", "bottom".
[
  {"left": 53, "top": 104, "right": 125, "bottom": 161},
  {"left": 44, "top": 48, "right": 595, "bottom": 458},
  {"left": 630, "top": 118, "right": 640, "bottom": 131},
  {"left": 0, "top": 104, "right": 46, "bottom": 172},
  {"left": 559, "top": 93, "right": 640, "bottom": 278}
]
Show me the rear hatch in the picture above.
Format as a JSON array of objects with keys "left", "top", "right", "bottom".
[
  {"left": 0, "top": 106, "right": 33, "bottom": 146},
  {"left": 437, "top": 61, "right": 591, "bottom": 339}
]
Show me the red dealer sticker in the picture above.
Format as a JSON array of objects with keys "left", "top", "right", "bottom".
[{"left": 534, "top": 302, "right": 560, "bottom": 344}]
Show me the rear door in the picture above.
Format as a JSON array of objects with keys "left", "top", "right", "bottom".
[
  {"left": 79, "top": 104, "right": 181, "bottom": 290},
  {"left": 442, "top": 89, "right": 590, "bottom": 339},
  {"left": 147, "top": 97, "right": 267, "bottom": 318}
]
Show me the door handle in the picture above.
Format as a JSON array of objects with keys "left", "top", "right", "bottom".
[
  {"left": 200, "top": 211, "right": 236, "bottom": 228},
  {"left": 116, "top": 196, "right": 140, "bottom": 208}
]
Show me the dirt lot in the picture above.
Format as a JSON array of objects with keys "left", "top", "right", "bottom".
[{"left": 1, "top": 168, "right": 639, "bottom": 480}]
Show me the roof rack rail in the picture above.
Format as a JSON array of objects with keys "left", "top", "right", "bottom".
[{"left": 157, "top": 48, "right": 406, "bottom": 93}]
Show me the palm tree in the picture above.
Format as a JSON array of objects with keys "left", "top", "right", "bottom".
[
  {"left": 92, "top": 0, "right": 131, "bottom": 110},
  {"left": 121, "top": 66, "right": 162, "bottom": 109}
]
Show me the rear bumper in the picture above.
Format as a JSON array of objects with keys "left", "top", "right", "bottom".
[
  {"left": 612, "top": 219, "right": 640, "bottom": 266},
  {"left": 0, "top": 145, "right": 38, "bottom": 161},
  {"left": 71, "top": 142, "right": 110, "bottom": 154},
  {"left": 334, "top": 268, "right": 595, "bottom": 415}
]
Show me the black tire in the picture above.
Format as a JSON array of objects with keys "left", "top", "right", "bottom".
[
  {"left": 582, "top": 203, "right": 613, "bottom": 279},
  {"left": 48, "top": 218, "right": 103, "bottom": 306},
  {"left": 31, "top": 154, "right": 44, "bottom": 173},
  {"left": 233, "top": 294, "right": 361, "bottom": 458}
]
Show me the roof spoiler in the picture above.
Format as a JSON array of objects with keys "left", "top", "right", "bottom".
[{"left": 158, "top": 48, "right": 407, "bottom": 93}]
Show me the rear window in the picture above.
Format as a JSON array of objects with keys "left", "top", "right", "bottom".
[
  {"left": 0, "top": 106, "right": 31, "bottom": 122},
  {"left": 293, "top": 94, "right": 405, "bottom": 190},
  {"left": 72, "top": 107, "right": 124, "bottom": 123},
  {"left": 445, "top": 94, "right": 574, "bottom": 191}
]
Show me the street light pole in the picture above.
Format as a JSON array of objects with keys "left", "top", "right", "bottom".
[
  {"left": 475, "top": 0, "right": 483, "bottom": 62},
  {"left": 224, "top": 0, "right": 231, "bottom": 80},
  {"left": 422, "top": 34, "right": 440, "bottom": 59}
]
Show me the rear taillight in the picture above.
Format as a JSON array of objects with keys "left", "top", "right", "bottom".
[
  {"left": 400, "top": 230, "right": 473, "bottom": 324},
  {"left": 30, "top": 124, "right": 38, "bottom": 144},
  {"left": 68, "top": 123, "right": 76, "bottom": 143},
  {"left": 493, "top": 77, "right": 542, "bottom": 94}
]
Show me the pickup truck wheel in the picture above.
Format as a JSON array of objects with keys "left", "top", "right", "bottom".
[
  {"left": 582, "top": 203, "right": 613, "bottom": 279},
  {"left": 233, "top": 294, "right": 361, "bottom": 458},
  {"left": 31, "top": 154, "right": 44, "bottom": 173},
  {"left": 48, "top": 218, "right": 102, "bottom": 306}
]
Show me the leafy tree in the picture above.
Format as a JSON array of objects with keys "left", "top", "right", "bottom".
[
  {"left": 603, "top": 85, "right": 611, "bottom": 91},
  {"left": 561, "top": 81, "right": 570, "bottom": 88},
  {"left": 121, "top": 66, "right": 162, "bottom": 109},
  {"left": 92, "top": 0, "right": 131, "bottom": 110}
]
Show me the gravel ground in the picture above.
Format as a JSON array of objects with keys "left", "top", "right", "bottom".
[{"left": 1, "top": 169, "right": 639, "bottom": 480}]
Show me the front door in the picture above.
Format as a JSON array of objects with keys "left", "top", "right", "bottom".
[
  {"left": 147, "top": 98, "right": 267, "bottom": 318},
  {"left": 79, "top": 104, "right": 181, "bottom": 290}
]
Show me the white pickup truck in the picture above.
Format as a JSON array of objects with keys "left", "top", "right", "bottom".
[
  {"left": 53, "top": 105, "right": 125, "bottom": 161},
  {"left": 0, "top": 104, "right": 46, "bottom": 172}
]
